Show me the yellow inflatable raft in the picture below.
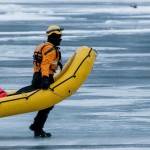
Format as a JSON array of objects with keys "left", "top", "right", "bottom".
[{"left": 0, "top": 46, "right": 97, "bottom": 118}]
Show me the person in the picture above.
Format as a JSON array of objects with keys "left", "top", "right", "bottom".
[{"left": 29, "top": 25, "right": 64, "bottom": 138}]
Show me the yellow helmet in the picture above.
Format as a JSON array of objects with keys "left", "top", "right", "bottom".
[{"left": 46, "top": 25, "right": 63, "bottom": 36}]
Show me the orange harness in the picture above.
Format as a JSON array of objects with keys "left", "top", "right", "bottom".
[{"left": 33, "top": 42, "right": 62, "bottom": 76}]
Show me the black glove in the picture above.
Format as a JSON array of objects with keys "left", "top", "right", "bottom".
[{"left": 41, "top": 76, "right": 50, "bottom": 90}]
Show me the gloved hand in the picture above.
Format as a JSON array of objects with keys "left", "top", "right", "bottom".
[{"left": 41, "top": 76, "right": 50, "bottom": 90}]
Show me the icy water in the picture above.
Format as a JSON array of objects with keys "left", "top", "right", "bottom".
[{"left": 0, "top": 0, "right": 150, "bottom": 149}]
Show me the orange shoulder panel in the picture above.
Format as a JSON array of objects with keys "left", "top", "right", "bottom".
[{"left": 41, "top": 45, "right": 56, "bottom": 77}]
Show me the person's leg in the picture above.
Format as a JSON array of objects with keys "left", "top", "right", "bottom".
[
  {"left": 30, "top": 74, "right": 55, "bottom": 137},
  {"left": 16, "top": 85, "right": 35, "bottom": 94},
  {"left": 30, "top": 106, "right": 54, "bottom": 137}
]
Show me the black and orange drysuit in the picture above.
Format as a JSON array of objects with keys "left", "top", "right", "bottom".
[
  {"left": 30, "top": 41, "right": 62, "bottom": 131},
  {"left": 32, "top": 41, "right": 62, "bottom": 88},
  {"left": 16, "top": 25, "right": 63, "bottom": 137}
]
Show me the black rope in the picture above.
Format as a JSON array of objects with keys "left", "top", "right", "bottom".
[
  {"left": 51, "top": 48, "right": 92, "bottom": 90},
  {"left": 0, "top": 89, "right": 41, "bottom": 104},
  {"left": 26, "top": 89, "right": 41, "bottom": 99},
  {"left": 0, "top": 97, "right": 27, "bottom": 104},
  {"left": 74, "top": 48, "right": 92, "bottom": 75},
  {"left": 51, "top": 75, "right": 75, "bottom": 91}
]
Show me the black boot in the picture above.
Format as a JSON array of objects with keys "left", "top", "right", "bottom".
[
  {"left": 34, "top": 130, "right": 51, "bottom": 138},
  {"left": 29, "top": 124, "right": 51, "bottom": 138},
  {"left": 29, "top": 106, "right": 54, "bottom": 138}
]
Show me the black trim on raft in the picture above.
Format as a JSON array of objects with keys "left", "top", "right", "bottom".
[
  {"left": 0, "top": 48, "right": 96, "bottom": 104},
  {"left": 0, "top": 89, "right": 41, "bottom": 104},
  {"left": 51, "top": 48, "right": 93, "bottom": 91}
]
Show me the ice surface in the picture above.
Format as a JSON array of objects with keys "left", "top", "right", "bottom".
[{"left": 0, "top": 0, "right": 150, "bottom": 149}]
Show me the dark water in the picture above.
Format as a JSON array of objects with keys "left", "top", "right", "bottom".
[{"left": 0, "top": 0, "right": 150, "bottom": 149}]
